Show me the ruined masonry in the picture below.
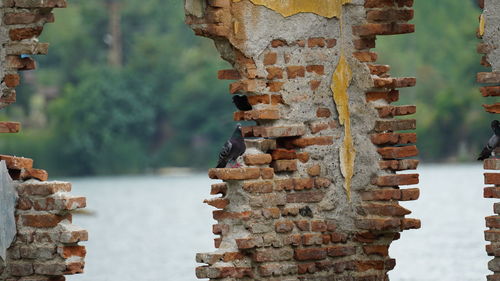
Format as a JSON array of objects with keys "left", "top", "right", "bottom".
[
  {"left": 478, "top": 0, "right": 500, "bottom": 280},
  {"left": 186, "top": 0, "right": 420, "bottom": 280},
  {"left": 0, "top": 0, "right": 87, "bottom": 280}
]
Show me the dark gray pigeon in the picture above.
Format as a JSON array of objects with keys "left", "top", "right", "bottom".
[
  {"left": 478, "top": 120, "right": 500, "bottom": 160},
  {"left": 216, "top": 124, "right": 246, "bottom": 168},
  {"left": 232, "top": 95, "right": 252, "bottom": 111}
]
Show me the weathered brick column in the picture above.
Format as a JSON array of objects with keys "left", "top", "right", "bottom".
[
  {"left": 0, "top": 0, "right": 87, "bottom": 280},
  {"left": 186, "top": 0, "right": 419, "bottom": 279},
  {"left": 478, "top": 0, "right": 500, "bottom": 280}
]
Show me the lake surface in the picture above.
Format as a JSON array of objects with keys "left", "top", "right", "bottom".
[{"left": 66, "top": 164, "right": 491, "bottom": 281}]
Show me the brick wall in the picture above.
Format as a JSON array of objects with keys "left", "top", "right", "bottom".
[
  {"left": 186, "top": 0, "right": 419, "bottom": 279},
  {"left": 0, "top": 1, "right": 87, "bottom": 280},
  {"left": 478, "top": 0, "right": 500, "bottom": 280}
]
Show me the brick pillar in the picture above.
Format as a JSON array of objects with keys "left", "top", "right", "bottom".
[
  {"left": 0, "top": 0, "right": 88, "bottom": 280},
  {"left": 186, "top": 0, "right": 419, "bottom": 279},
  {"left": 477, "top": 0, "right": 500, "bottom": 280}
]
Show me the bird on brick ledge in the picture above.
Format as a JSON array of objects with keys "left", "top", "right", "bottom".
[
  {"left": 232, "top": 95, "right": 252, "bottom": 111},
  {"left": 478, "top": 120, "right": 500, "bottom": 160},
  {"left": 216, "top": 123, "right": 246, "bottom": 168}
]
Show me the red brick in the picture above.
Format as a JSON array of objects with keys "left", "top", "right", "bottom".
[
  {"left": 3, "top": 74, "right": 20, "bottom": 88},
  {"left": 262, "top": 207, "right": 281, "bottom": 219},
  {"left": 327, "top": 246, "right": 356, "bottom": 257},
  {"left": 481, "top": 86, "right": 500, "bottom": 97},
  {"left": 275, "top": 220, "right": 295, "bottom": 233},
  {"left": 485, "top": 173, "right": 500, "bottom": 185},
  {"left": 280, "top": 136, "right": 334, "bottom": 148},
  {"left": 352, "top": 23, "right": 414, "bottom": 36},
  {"left": 306, "top": 65, "right": 325, "bottom": 75},
  {"left": 16, "top": 197, "right": 32, "bottom": 210},
  {"left": 18, "top": 168, "right": 48, "bottom": 181},
  {"left": 376, "top": 105, "right": 416, "bottom": 118},
  {"left": 21, "top": 213, "right": 71, "bottom": 228},
  {"left": 374, "top": 174, "right": 419, "bottom": 186},
  {"left": 0, "top": 154, "right": 33, "bottom": 169},
  {"left": 486, "top": 216, "right": 500, "bottom": 228},
  {"left": 208, "top": 168, "right": 261, "bottom": 180},
  {"left": 311, "top": 220, "right": 327, "bottom": 232},
  {"left": 284, "top": 234, "right": 302, "bottom": 246},
  {"left": 287, "top": 66, "right": 305, "bottom": 78},
  {"left": 210, "top": 183, "right": 227, "bottom": 196},
  {"left": 251, "top": 125, "right": 306, "bottom": 138},
  {"left": 373, "top": 77, "right": 416, "bottom": 88},
  {"left": 6, "top": 55, "right": 36, "bottom": 70},
  {"left": 294, "top": 220, "right": 310, "bottom": 231},
  {"left": 266, "top": 67, "right": 283, "bottom": 80},
  {"left": 367, "top": 9, "right": 414, "bottom": 22},
  {"left": 361, "top": 189, "right": 401, "bottom": 201},
  {"left": 236, "top": 238, "right": 257, "bottom": 249},
  {"left": 272, "top": 159, "right": 297, "bottom": 172},
  {"left": 212, "top": 224, "right": 229, "bottom": 235},
  {"left": 244, "top": 154, "right": 272, "bottom": 165},
  {"left": 297, "top": 152, "right": 310, "bottom": 163},
  {"left": 354, "top": 37, "right": 376, "bottom": 50},
  {"left": 294, "top": 248, "right": 327, "bottom": 261},
  {"left": 17, "top": 181, "right": 71, "bottom": 196},
  {"left": 364, "top": 0, "right": 413, "bottom": 8},
  {"left": 379, "top": 159, "right": 419, "bottom": 171},
  {"left": 401, "top": 218, "right": 421, "bottom": 230},
  {"left": 271, "top": 149, "right": 297, "bottom": 160},
  {"left": 485, "top": 187, "right": 500, "bottom": 199},
  {"left": 367, "top": 64, "right": 390, "bottom": 76},
  {"left": 316, "top": 108, "right": 331, "bottom": 118},
  {"left": 356, "top": 218, "right": 401, "bottom": 231},
  {"left": 485, "top": 159, "right": 500, "bottom": 170},
  {"left": 353, "top": 51, "right": 378, "bottom": 62},
  {"left": 33, "top": 195, "right": 86, "bottom": 211},
  {"left": 326, "top": 38, "right": 337, "bottom": 48},
  {"left": 204, "top": 198, "right": 229, "bottom": 209},
  {"left": 315, "top": 178, "right": 332, "bottom": 188},
  {"left": 308, "top": 37, "right": 326, "bottom": 48},
  {"left": 363, "top": 245, "right": 389, "bottom": 256},
  {"left": 4, "top": 12, "right": 54, "bottom": 25},
  {"left": 261, "top": 167, "right": 274, "bottom": 179},
  {"left": 213, "top": 210, "right": 252, "bottom": 220},
  {"left": 400, "top": 188, "right": 420, "bottom": 201},
  {"left": 371, "top": 133, "right": 416, "bottom": 145},
  {"left": 218, "top": 69, "right": 241, "bottom": 80},
  {"left": 254, "top": 248, "right": 293, "bottom": 262},
  {"left": 287, "top": 191, "right": 324, "bottom": 203},
  {"left": 478, "top": 72, "right": 500, "bottom": 84},
  {"left": 486, "top": 230, "right": 500, "bottom": 242},
  {"left": 356, "top": 260, "right": 385, "bottom": 272},
  {"left": 271, "top": 39, "right": 287, "bottom": 48},
  {"left": 309, "top": 120, "right": 338, "bottom": 134},
  {"left": 243, "top": 181, "right": 272, "bottom": 194},
  {"left": 310, "top": 80, "right": 322, "bottom": 91},
  {"left": 374, "top": 119, "right": 416, "bottom": 132},
  {"left": 263, "top": 52, "right": 277, "bottom": 65},
  {"left": 366, "top": 89, "right": 399, "bottom": 103},
  {"left": 362, "top": 203, "right": 411, "bottom": 216},
  {"left": 307, "top": 165, "right": 321, "bottom": 177},
  {"left": 377, "top": 145, "right": 418, "bottom": 159},
  {"left": 59, "top": 245, "right": 86, "bottom": 258},
  {"left": 483, "top": 104, "right": 500, "bottom": 114},
  {"left": 9, "top": 27, "right": 43, "bottom": 41},
  {"left": 0, "top": 121, "right": 21, "bottom": 133}
]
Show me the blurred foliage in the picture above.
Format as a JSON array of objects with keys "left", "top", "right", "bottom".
[{"left": 0, "top": 0, "right": 493, "bottom": 175}]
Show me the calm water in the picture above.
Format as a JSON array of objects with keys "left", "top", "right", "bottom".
[{"left": 67, "top": 164, "right": 491, "bottom": 281}]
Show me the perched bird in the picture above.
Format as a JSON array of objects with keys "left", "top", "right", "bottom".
[
  {"left": 232, "top": 95, "right": 252, "bottom": 111},
  {"left": 216, "top": 124, "right": 246, "bottom": 168},
  {"left": 478, "top": 120, "right": 500, "bottom": 160}
]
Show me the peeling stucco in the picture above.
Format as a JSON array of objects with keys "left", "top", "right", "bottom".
[
  {"left": 331, "top": 55, "right": 355, "bottom": 200},
  {"left": 232, "top": 0, "right": 351, "bottom": 18}
]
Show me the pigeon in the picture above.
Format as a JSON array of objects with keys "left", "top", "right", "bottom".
[
  {"left": 232, "top": 95, "right": 252, "bottom": 111},
  {"left": 478, "top": 120, "right": 500, "bottom": 161},
  {"left": 216, "top": 124, "right": 246, "bottom": 168}
]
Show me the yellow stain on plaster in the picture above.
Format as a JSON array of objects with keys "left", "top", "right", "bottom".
[
  {"left": 232, "top": 0, "right": 351, "bottom": 18},
  {"left": 331, "top": 55, "right": 355, "bottom": 200},
  {"left": 479, "top": 14, "right": 485, "bottom": 37}
]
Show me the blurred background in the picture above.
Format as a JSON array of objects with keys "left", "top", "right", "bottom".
[
  {"left": 1, "top": 0, "right": 496, "bottom": 280},
  {"left": 0, "top": 0, "right": 494, "bottom": 176}
]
